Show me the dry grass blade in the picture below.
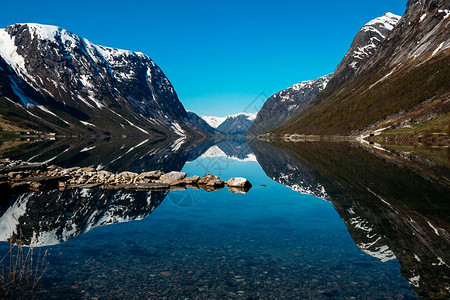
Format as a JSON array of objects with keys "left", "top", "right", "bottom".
[{"left": 0, "top": 241, "right": 49, "bottom": 297}]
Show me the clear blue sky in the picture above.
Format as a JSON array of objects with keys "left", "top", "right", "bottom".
[{"left": 1, "top": 0, "right": 406, "bottom": 116}]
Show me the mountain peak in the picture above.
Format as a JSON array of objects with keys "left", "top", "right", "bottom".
[
  {"left": 365, "top": 13, "right": 402, "bottom": 31},
  {"left": 201, "top": 112, "right": 257, "bottom": 129},
  {"left": 0, "top": 22, "right": 199, "bottom": 136},
  {"left": 332, "top": 12, "right": 401, "bottom": 77}
]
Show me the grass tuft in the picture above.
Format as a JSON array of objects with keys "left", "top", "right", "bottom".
[{"left": 0, "top": 240, "right": 49, "bottom": 297}]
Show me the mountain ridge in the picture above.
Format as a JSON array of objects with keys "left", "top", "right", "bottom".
[
  {"left": 0, "top": 23, "right": 202, "bottom": 137},
  {"left": 201, "top": 112, "right": 257, "bottom": 135},
  {"left": 248, "top": 12, "right": 401, "bottom": 137},
  {"left": 246, "top": 74, "right": 333, "bottom": 136},
  {"left": 272, "top": 1, "right": 449, "bottom": 136}
]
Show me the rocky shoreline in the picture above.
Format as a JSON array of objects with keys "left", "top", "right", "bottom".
[{"left": 0, "top": 159, "right": 252, "bottom": 195}]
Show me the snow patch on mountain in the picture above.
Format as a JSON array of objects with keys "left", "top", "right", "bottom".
[
  {"left": 365, "top": 12, "right": 400, "bottom": 31},
  {"left": 201, "top": 115, "right": 228, "bottom": 128},
  {"left": 202, "top": 112, "right": 257, "bottom": 128},
  {"left": 0, "top": 22, "right": 197, "bottom": 136},
  {"left": 0, "top": 29, "right": 29, "bottom": 79},
  {"left": 334, "top": 13, "right": 401, "bottom": 73}
]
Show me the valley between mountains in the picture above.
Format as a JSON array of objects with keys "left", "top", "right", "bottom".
[{"left": 0, "top": 0, "right": 449, "bottom": 142}]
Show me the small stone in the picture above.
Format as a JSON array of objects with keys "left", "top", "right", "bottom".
[
  {"left": 47, "top": 165, "right": 59, "bottom": 171},
  {"left": 30, "top": 181, "right": 42, "bottom": 190},
  {"left": 117, "top": 171, "right": 138, "bottom": 178}
]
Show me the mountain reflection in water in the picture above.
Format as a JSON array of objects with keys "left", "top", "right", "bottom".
[
  {"left": 248, "top": 139, "right": 449, "bottom": 299},
  {"left": 0, "top": 136, "right": 448, "bottom": 298}
]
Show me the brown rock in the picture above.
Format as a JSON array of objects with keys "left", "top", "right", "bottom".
[
  {"left": 159, "top": 171, "right": 187, "bottom": 184},
  {"left": 30, "top": 181, "right": 42, "bottom": 190},
  {"left": 138, "top": 170, "right": 164, "bottom": 179},
  {"left": 184, "top": 175, "right": 200, "bottom": 184},
  {"left": 226, "top": 177, "right": 252, "bottom": 188},
  {"left": 198, "top": 174, "right": 224, "bottom": 187}
]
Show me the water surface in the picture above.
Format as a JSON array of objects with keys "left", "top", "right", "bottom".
[{"left": 0, "top": 137, "right": 448, "bottom": 299}]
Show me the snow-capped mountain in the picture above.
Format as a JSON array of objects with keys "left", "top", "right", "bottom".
[
  {"left": 247, "top": 13, "right": 400, "bottom": 136},
  {"left": 324, "top": 13, "right": 400, "bottom": 94},
  {"left": 201, "top": 112, "right": 257, "bottom": 135},
  {"left": 201, "top": 115, "right": 228, "bottom": 128},
  {"left": 202, "top": 112, "right": 257, "bottom": 132},
  {"left": 216, "top": 113, "right": 257, "bottom": 134},
  {"left": 246, "top": 74, "right": 332, "bottom": 136},
  {"left": 186, "top": 111, "right": 217, "bottom": 135},
  {"left": 333, "top": 13, "right": 401, "bottom": 81},
  {"left": 275, "top": 0, "right": 450, "bottom": 136},
  {"left": 0, "top": 23, "right": 201, "bottom": 136}
]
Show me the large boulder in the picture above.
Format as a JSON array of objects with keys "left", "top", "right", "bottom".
[
  {"left": 198, "top": 174, "right": 224, "bottom": 187},
  {"left": 138, "top": 170, "right": 165, "bottom": 180},
  {"left": 184, "top": 175, "right": 200, "bottom": 184},
  {"left": 227, "top": 177, "right": 252, "bottom": 188},
  {"left": 159, "top": 171, "right": 187, "bottom": 184}
]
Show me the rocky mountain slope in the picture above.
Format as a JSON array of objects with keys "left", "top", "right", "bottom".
[
  {"left": 0, "top": 23, "right": 201, "bottom": 136},
  {"left": 187, "top": 111, "right": 217, "bottom": 135},
  {"left": 274, "top": 1, "right": 449, "bottom": 136},
  {"left": 327, "top": 13, "right": 401, "bottom": 93},
  {"left": 249, "top": 13, "right": 400, "bottom": 137},
  {"left": 246, "top": 74, "right": 332, "bottom": 136}
]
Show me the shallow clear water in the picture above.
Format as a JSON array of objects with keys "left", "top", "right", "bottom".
[{"left": 1, "top": 138, "right": 448, "bottom": 299}]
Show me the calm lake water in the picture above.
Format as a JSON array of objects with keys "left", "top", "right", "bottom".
[{"left": 0, "top": 137, "right": 448, "bottom": 299}]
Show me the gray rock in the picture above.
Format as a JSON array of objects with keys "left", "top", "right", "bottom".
[
  {"left": 227, "top": 177, "right": 252, "bottom": 188},
  {"left": 159, "top": 171, "right": 187, "bottom": 184},
  {"left": 138, "top": 171, "right": 164, "bottom": 180},
  {"left": 184, "top": 175, "right": 200, "bottom": 184}
]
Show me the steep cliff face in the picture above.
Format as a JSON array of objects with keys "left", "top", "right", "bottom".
[
  {"left": 0, "top": 23, "right": 199, "bottom": 136},
  {"left": 187, "top": 111, "right": 216, "bottom": 135},
  {"left": 328, "top": 13, "right": 401, "bottom": 93},
  {"left": 246, "top": 74, "right": 332, "bottom": 136},
  {"left": 275, "top": 1, "right": 449, "bottom": 135},
  {"left": 364, "top": 0, "right": 450, "bottom": 70}
]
